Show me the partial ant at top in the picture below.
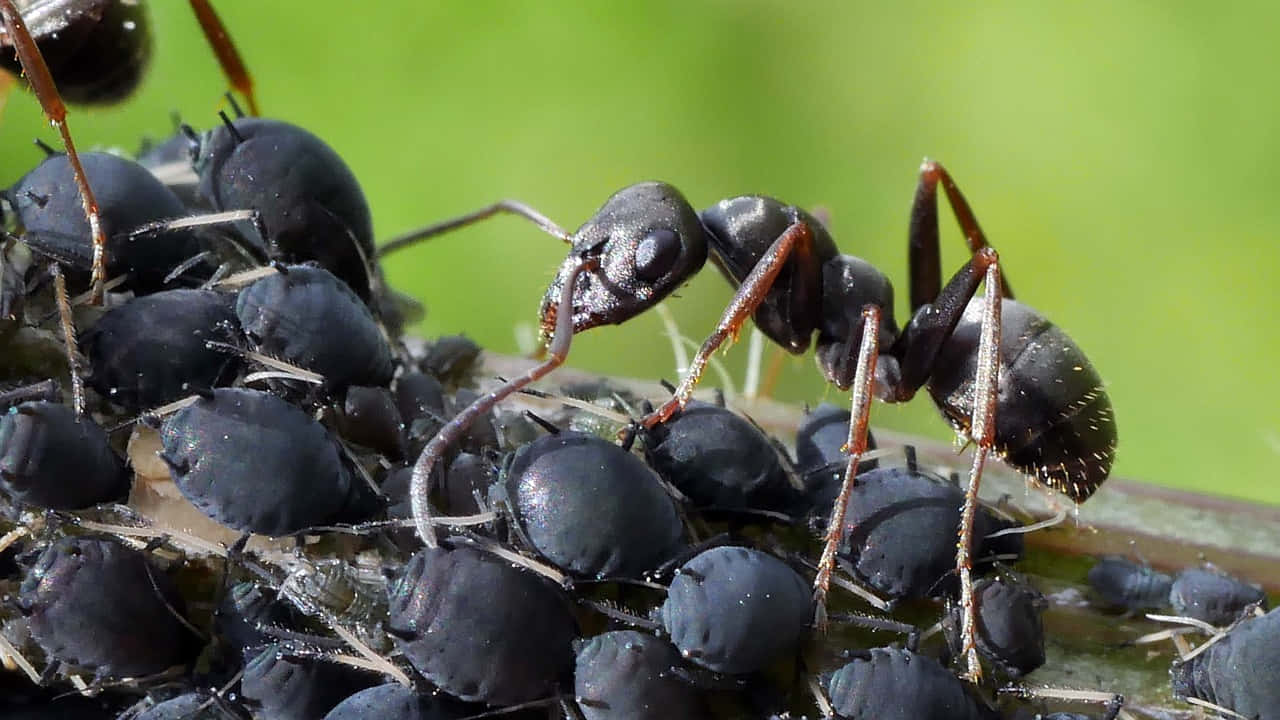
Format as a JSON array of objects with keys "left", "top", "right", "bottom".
[
  {"left": 0, "top": 0, "right": 257, "bottom": 305},
  {"left": 384, "top": 165, "right": 1117, "bottom": 684}
]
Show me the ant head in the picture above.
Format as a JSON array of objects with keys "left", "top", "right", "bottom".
[{"left": 539, "top": 182, "right": 709, "bottom": 343}]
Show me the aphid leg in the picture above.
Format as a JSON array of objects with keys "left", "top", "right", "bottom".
[
  {"left": 913, "top": 158, "right": 1014, "bottom": 303},
  {"left": 409, "top": 257, "right": 598, "bottom": 548},
  {"left": 812, "top": 305, "right": 879, "bottom": 629},
  {"left": 378, "top": 199, "right": 572, "bottom": 257},
  {"left": 0, "top": 379, "right": 59, "bottom": 408},
  {"left": 188, "top": 0, "right": 259, "bottom": 115},
  {"left": 642, "top": 220, "right": 814, "bottom": 428},
  {"left": 0, "top": 1, "right": 110, "bottom": 304},
  {"left": 47, "top": 264, "right": 86, "bottom": 416},
  {"left": 956, "top": 253, "right": 1003, "bottom": 683}
]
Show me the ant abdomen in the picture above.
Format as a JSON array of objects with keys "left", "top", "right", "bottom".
[{"left": 927, "top": 298, "right": 1116, "bottom": 502}]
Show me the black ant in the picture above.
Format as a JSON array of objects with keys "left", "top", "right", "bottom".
[
  {"left": 386, "top": 163, "right": 1118, "bottom": 682},
  {"left": 0, "top": 0, "right": 256, "bottom": 304}
]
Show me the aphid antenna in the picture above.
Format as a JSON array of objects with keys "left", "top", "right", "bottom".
[
  {"left": 998, "top": 685, "right": 1124, "bottom": 712},
  {"left": 985, "top": 508, "right": 1070, "bottom": 539},
  {"left": 0, "top": 628, "right": 39, "bottom": 683},
  {"left": 141, "top": 557, "right": 208, "bottom": 643},
  {"left": 807, "top": 673, "right": 836, "bottom": 719},
  {"left": 454, "top": 696, "right": 563, "bottom": 720},
  {"left": 159, "top": 250, "right": 215, "bottom": 286},
  {"left": 74, "top": 518, "right": 228, "bottom": 558},
  {"left": 514, "top": 387, "right": 632, "bottom": 426},
  {"left": 831, "top": 558, "right": 892, "bottom": 611},
  {"left": 458, "top": 532, "right": 572, "bottom": 589},
  {"left": 1183, "top": 696, "right": 1249, "bottom": 720},
  {"left": 1144, "top": 613, "right": 1220, "bottom": 635},
  {"left": 205, "top": 342, "right": 324, "bottom": 385},
  {"left": 214, "top": 264, "right": 280, "bottom": 289},
  {"left": 742, "top": 326, "right": 765, "bottom": 400},
  {"left": 335, "top": 437, "right": 382, "bottom": 498},
  {"left": 576, "top": 597, "right": 662, "bottom": 631},
  {"left": 1130, "top": 625, "right": 1196, "bottom": 647},
  {"left": 0, "top": 525, "right": 29, "bottom": 554}
]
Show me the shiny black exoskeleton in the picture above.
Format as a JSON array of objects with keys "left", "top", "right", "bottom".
[
  {"left": 235, "top": 264, "right": 394, "bottom": 390},
  {"left": 83, "top": 288, "right": 240, "bottom": 411},
  {"left": 386, "top": 544, "right": 578, "bottom": 706},
  {"left": 826, "top": 647, "right": 997, "bottom": 720},
  {"left": 1086, "top": 556, "right": 1172, "bottom": 612},
  {"left": 830, "top": 466, "right": 1023, "bottom": 601},
  {"left": 5, "top": 150, "right": 205, "bottom": 293},
  {"left": 191, "top": 117, "right": 376, "bottom": 301},
  {"left": 1169, "top": 566, "right": 1268, "bottom": 626},
  {"left": 494, "top": 430, "right": 686, "bottom": 580},
  {"left": 240, "top": 644, "right": 379, "bottom": 720},
  {"left": 323, "top": 683, "right": 467, "bottom": 720},
  {"left": 659, "top": 545, "right": 810, "bottom": 675},
  {"left": 0, "top": 399, "right": 129, "bottom": 509},
  {"left": 644, "top": 400, "right": 799, "bottom": 514},
  {"left": 159, "top": 387, "right": 375, "bottom": 536},
  {"left": 18, "top": 535, "right": 197, "bottom": 677},
  {"left": 1171, "top": 607, "right": 1280, "bottom": 719},
  {"left": 574, "top": 631, "right": 707, "bottom": 720},
  {"left": 0, "top": 0, "right": 151, "bottom": 105},
  {"left": 944, "top": 574, "right": 1047, "bottom": 679}
]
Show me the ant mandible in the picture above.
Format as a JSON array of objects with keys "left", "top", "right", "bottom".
[{"left": 388, "top": 162, "right": 1118, "bottom": 683}]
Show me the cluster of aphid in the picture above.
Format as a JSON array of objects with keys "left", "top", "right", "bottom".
[{"left": 0, "top": 2, "right": 1273, "bottom": 719}]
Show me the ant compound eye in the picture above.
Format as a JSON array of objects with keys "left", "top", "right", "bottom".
[{"left": 634, "top": 229, "right": 681, "bottom": 283}]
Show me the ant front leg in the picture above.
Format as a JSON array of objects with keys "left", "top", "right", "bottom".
[
  {"left": 408, "top": 258, "right": 597, "bottom": 548},
  {"left": 812, "top": 305, "right": 880, "bottom": 630},
  {"left": 0, "top": 0, "right": 109, "bottom": 304},
  {"left": 641, "top": 220, "right": 814, "bottom": 428}
]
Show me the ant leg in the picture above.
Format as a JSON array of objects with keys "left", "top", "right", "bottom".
[
  {"left": 956, "top": 254, "right": 1003, "bottom": 684},
  {"left": 0, "top": 1, "right": 110, "bottom": 304},
  {"left": 47, "top": 264, "right": 85, "bottom": 416},
  {"left": 909, "top": 159, "right": 1014, "bottom": 310},
  {"left": 188, "top": 0, "right": 259, "bottom": 115},
  {"left": 642, "top": 221, "right": 813, "bottom": 428},
  {"left": 812, "top": 306, "right": 879, "bottom": 629},
  {"left": 378, "top": 200, "right": 571, "bottom": 257},
  {"left": 408, "top": 257, "right": 598, "bottom": 548}
]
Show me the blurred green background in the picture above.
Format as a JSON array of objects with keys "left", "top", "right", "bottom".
[{"left": 1, "top": 2, "right": 1276, "bottom": 504}]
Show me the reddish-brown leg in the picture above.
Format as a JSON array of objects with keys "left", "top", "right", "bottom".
[
  {"left": 0, "top": 0, "right": 109, "bottom": 304},
  {"left": 409, "top": 258, "right": 597, "bottom": 547},
  {"left": 641, "top": 221, "right": 813, "bottom": 428},
  {"left": 188, "top": 0, "right": 259, "bottom": 116},
  {"left": 956, "top": 252, "right": 1003, "bottom": 683},
  {"left": 812, "top": 305, "right": 880, "bottom": 629}
]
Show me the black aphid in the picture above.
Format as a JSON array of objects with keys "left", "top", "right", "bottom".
[
  {"left": 192, "top": 117, "right": 376, "bottom": 301},
  {"left": 1168, "top": 566, "right": 1267, "bottom": 626},
  {"left": 1086, "top": 556, "right": 1172, "bottom": 612},
  {"left": 660, "top": 545, "right": 810, "bottom": 675},
  {"left": 323, "top": 683, "right": 466, "bottom": 720},
  {"left": 387, "top": 544, "right": 577, "bottom": 706},
  {"left": 574, "top": 630, "right": 707, "bottom": 720},
  {"left": 645, "top": 400, "right": 799, "bottom": 514},
  {"left": 496, "top": 431, "right": 686, "bottom": 579},
  {"left": 833, "top": 466, "right": 1023, "bottom": 601},
  {"left": 0, "top": 400, "right": 129, "bottom": 509},
  {"left": 826, "top": 647, "right": 996, "bottom": 720},
  {"left": 83, "top": 289, "right": 240, "bottom": 411},
  {"left": 235, "top": 264, "right": 394, "bottom": 390},
  {"left": 1171, "top": 607, "right": 1280, "bottom": 720},
  {"left": 240, "top": 644, "right": 379, "bottom": 720},
  {"left": 19, "top": 535, "right": 196, "bottom": 678},
  {"left": 159, "top": 387, "right": 374, "bottom": 536},
  {"left": 945, "top": 574, "right": 1047, "bottom": 678}
]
